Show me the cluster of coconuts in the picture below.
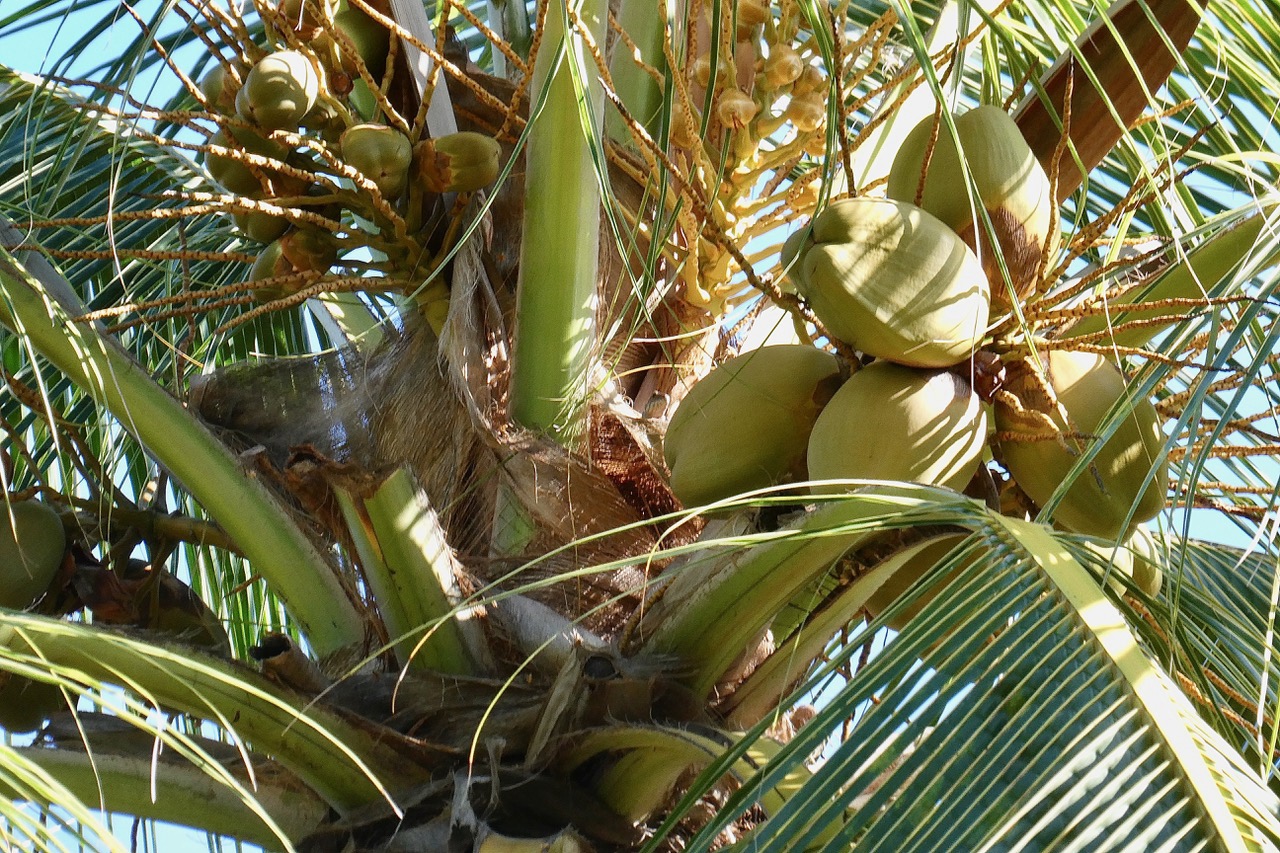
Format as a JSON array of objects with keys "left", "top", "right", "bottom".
[
  {"left": 0, "top": 501, "right": 69, "bottom": 733},
  {"left": 196, "top": 0, "right": 502, "bottom": 299},
  {"left": 663, "top": 104, "right": 1169, "bottom": 623}
]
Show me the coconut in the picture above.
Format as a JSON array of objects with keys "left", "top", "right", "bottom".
[
  {"left": 334, "top": 1, "right": 391, "bottom": 80},
  {"left": 1080, "top": 537, "right": 1137, "bottom": 596},
  {"left": 414, "top": 132, "right": 502, "bottom": 194},
  {"left": 887, "top": 106, "right": 1057, "bottom": 310},
  {"left": 663, "top": 345, "right": 844, "bottom": 509},
  {"left": 806, "top": 361, "right": 987, "bottom": 493},
  {"left": 782, "top": 197, "right": 990, "bottom": 368},
  {"left": 279, "top": 227, "right": 337, "bottom": 273},
  {"left": 1123, "top": 525, "right": 1164, "bottom": 597},
  {"left": 0, "top": 673, "right": 64, "bottom": 734},
  {"left": 0, "top": 501, "right": 66, "bottom": 610},
  {"left": 340, "top": 123, "right": 412, "bottom": 198},
  {"left": 235, "top": 209, "right": 291, "bottom": 243},
  {"left": 995, "top": 350, "right": 1168, "bottom": 539},
  {"left": 249, "top": 238, "right": 298, "bottom": 301},
  {"left": 236, "top": 50, "right": 321, "bottom": 131},
  {"left": 204, "top": 130, "right": 261, "bottom": 196},
  {"left": 866, "top": 533, "right": 971, "bottom": 632},
  {"left": 198, "top": 63, "right": 241, "bottom": 115}
]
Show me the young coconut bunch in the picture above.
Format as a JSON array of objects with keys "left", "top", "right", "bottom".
[
  {"left": 5, "top": 0, "right": 1280, "bottom": 849},
  {"left": 163, "top": 0, "right": 509, "bottom": 330}
]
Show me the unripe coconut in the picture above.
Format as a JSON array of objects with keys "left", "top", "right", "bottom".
[
  {"left": 782, "top": 198, "right": 990, "bottom": 368},
  {"left": 1123, "top": 525, "right": 1164, "bottom": 597},
  {"left": 737, "top": 0, "right": 770, "bottom": 27},
  {"left": 340, "top": 123, "right": 412, "bottom": 198},
  {"left": 807, "top": 361, "right": 987, "bottom": 493},
  {"left": 204, "top": 130, "right": 261, "bottom": 196},
  {"left": 235, "top": 208, "right": 290, "bottom": 243},
  {"left": 198, "top": 63, "right": 241, "bottom": 114},
  {"left": 994, "top": 350, "right": 1168, "bottom": 539},
  {"left": 887, "top": 106, "right": 1057, "bottom": 310},
  {"left": 866, "top": 533, "right": 970, "bottom": 632},
  {"left": 414, "top": 132, "right": 502, "bottom": 193},
  {"left": 716, "top": 87, "right": 758, "bottom": 130},
  {"left": 236, "top": 50, "right": 320, "bottom": 131},
  {"left": 334, "top": 1, "right": 390, "bottom": 80},
  {"left": 0, "top": 501, "right": 66, "bottom": 610},
  {"left": 664, "top": 345, "right": 844, "bottom": 509},
  {"left": 0, "top": 673, "right": 64, "bottom": 734},
  {"left": 1079, "top": 537, "right": 1136, "bottom": 596},
  {"left": 786, "top": 91, "right": 825, "bottom": 134},
  {"left": 249, "top": 238, "right": 297, "bottom": 301},
  {"left": 279, "top": 226, "right": 337, "bottom": 273}
]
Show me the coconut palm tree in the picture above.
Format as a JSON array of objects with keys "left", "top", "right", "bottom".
[{"left": 1, "top": 0, "right": 1279, "bottom": 848}]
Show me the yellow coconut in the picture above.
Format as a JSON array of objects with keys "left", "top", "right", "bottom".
[
  {"left": 0, "top": 501, "right": 66, "bottom": 610},
  {"left": 807, "top": 361, "right": 987, "bottom": 493},
  {"left": 664, "top": 345, "right": 844, "bottom": 509},
  {"left": 995, "top": 350, "right": 1168, "bottom": 539},
  {"left": 887, "top": 105, "right": 1057, "bottom": 309},
  {"left": 782, "top": 197, "right": 990, "bottom": 368}
]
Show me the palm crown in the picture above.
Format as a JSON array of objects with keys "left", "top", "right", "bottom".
[{"left": 1, "top": 0, "right": 1280, "bottom": 849}]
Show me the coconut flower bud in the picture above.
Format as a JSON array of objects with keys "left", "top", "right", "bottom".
[
  {"left": 786, "top": 90, "right": 825, "bottom": 133},
  {"left": 414, "top": 131, "right": 502, "bottom": 193},
  {"left": 716, "top": 87, "right": 758, "bottom": 130},
  {"left": 737, "top": 0, "right": 771, "bottom": 27},
  {"left": 791, "top": 64, "right": 825, "bottom": 95},
  {"left": 763, "top": 44, "right": 803, "bottom": 89}
]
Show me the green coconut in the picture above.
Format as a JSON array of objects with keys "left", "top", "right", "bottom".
[
  {"left": 279, "top": 226, "right": 338, "bottom": 273},
  {"left": 414, "top": 132, "right": 503, "bottom": 194},
  {"left": 205, "top": 129, "right": 261, "bottom": 196},
  {"left": 663, "top": 345, "right": 844, "bottom": 509},
  {"left": 865, "top": 533, "right": 971, "bottom": 632},
  {"left": 0, "top": 500, "right": 66, "bottom": 610},
  {"left": 334, "top": 1, "right": 390, "bottom": 80},
  {"left": 340, "top": 123, "right": 412, "bottom": 198},
  {"left": 249, "top": 238, "right": 297, "bottom": 301},
  {"left": 1123, "top": 525, "right": 1164, "bottom": 597},
  {"left": 995, "top": 350, "right": 1168, "bottom": 539},
  {"left": 0, "top": 674, "right": 64, "bottom": 734},
  {"left": 807, "top": 360, "right": 987, "bottom": 493},
  {"left": 887, "top": 105, "right": 1058, "bottom": 309},
  {"left": 236, "top": 50, "right": 321, "bottom": 131},
  {"left": 1080, "top": 537, "right": 1137, "bottom": 596},
  {"left": 235, "top": 208, "right": 291, "bottom": 243},
  {"left": 198, "top": 63, "right": 241, "bottom": 115},
  {"left": 782, "top": 197, "right": 990, "bottom": 368}
]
